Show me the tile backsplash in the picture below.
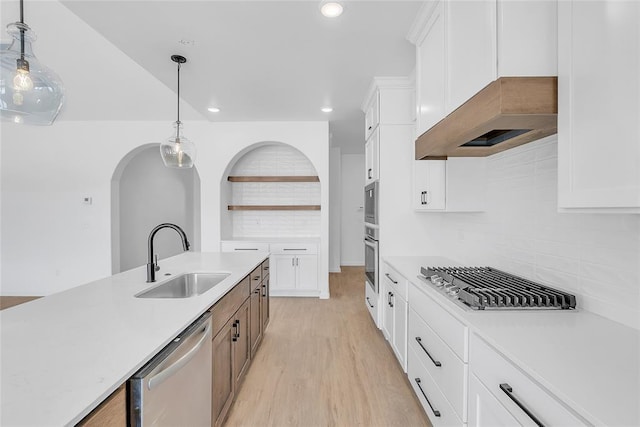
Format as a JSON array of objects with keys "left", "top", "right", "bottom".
[
  {"left": 429, "top": 136, "right": 640, "bottom": 329},
  {"left": 230, "top": 144, "right": 321, "bottom": 238}
]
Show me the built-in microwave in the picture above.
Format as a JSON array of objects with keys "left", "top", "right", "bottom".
[{"left": 364, "top": 181, "right": 378, "bottom": 225}]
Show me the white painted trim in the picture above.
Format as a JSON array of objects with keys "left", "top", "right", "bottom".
[
  {"left": 406, "top": 0, "right": 440, "bottom": 45},
  {"left": 361, "top": 77, "right": 413, "bottom": 112}
]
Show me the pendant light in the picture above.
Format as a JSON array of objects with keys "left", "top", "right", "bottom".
[
  {"left": 160, "top": 55, "right": 196, "bottom": 168},
  {"left": 0, "top": 0, "right": 64, "bottom": 125}
]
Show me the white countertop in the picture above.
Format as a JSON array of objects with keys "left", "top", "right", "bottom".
[
  {"left": 383, "top": 256, "right": 640, "bottom": 427},
  {"left": 0, "top": 251, "right": 267, "bottom": 426},
  {"left": 222, "top": 237, "right": 320, "bottom": 243}
]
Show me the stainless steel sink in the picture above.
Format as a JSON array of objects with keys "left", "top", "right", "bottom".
[{"left": 136, "top": 272, "right": 231, "bottom": 298}]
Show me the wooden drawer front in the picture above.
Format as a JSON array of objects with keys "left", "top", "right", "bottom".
[
  {"left": 270, "top": 242, "right": 318, "bottom": 255},
  {"left": 220, "top": 241, "right": 269, "bottom": 252},
  {"left": 409, "top": 308, "right": 467, "bottom": 421},
  {"left": 470, "top": 334, "right": 587, "bottom": 426},
  {"left": 382, "top": 263, "right": 408, "bottom": 300},
  {"left": 212, "top": 276, "right": 250, "bottom": 336},
  {"left": 408, "top": 345, "right": 464, "bottom": 427},
  {"left": 250, "top": 266, "right": 262, "bottom": 291},
  {"left": 261, "top": 258, "right": 270, "bottom": 278},
  {"left": 409, "top": 282, "right": 468, "bottom": 361}
]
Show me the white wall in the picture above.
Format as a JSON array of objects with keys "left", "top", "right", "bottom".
[
  {"left": 341, "top": 154, "right": 365, "bottom": 266},
  {"left": 0, "top": 120, "right": 330, "bottom": 298},
  {"left": 329, "top": 148, "right": 341, "bottom": 272},
  {"left": 115, "top": 145, "right": 200, "bottom": 273}
]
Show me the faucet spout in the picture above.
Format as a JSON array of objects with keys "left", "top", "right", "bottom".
[{"left": 146, "top": 223, "right": 191, "bottom": 283}]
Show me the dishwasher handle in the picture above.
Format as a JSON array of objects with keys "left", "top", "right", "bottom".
[{"left": 147, "top": 320, "right": 211, "bottom": 390}]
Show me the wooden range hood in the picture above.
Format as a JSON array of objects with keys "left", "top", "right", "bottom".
[{"left": 415, "top": 77, "right": 558, "bottom": 160}]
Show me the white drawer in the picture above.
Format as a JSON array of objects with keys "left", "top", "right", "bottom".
[
  {"left": 470, "top": 334, "right": 587, "bottom": 426},
  {"left": 409, "top": 282, "right": 468, "bottom": 361},
  {"left": 365, "top": 282, "right": 379, "bottom": 327},
  {"left": 220, "top": 241, "right": 269, "bottom": 252},
  {"left": 269, "top": 243, "right": 318, "bottom": 255},
  {"left": 408, "top": 345, "right": 464, "bottom": 427},
  {"left": 381, "top": 262, "right": 407, "bottom": 300},
  {"left": 409, "top": 308, "right": 467, "bottom": 421}
]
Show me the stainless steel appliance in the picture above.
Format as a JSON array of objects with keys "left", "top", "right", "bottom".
[
  {"left": 364, "top": 224, "right": 379, "bottom": 293},
  {"left": 364, "top": 181, "right": 378, "bottom": 225},
  {"left": 130, "top": 312, "right": 212, "bottom": 426},
  {"left": 419, "top": 266, "right": 576, "bottom": 311}
]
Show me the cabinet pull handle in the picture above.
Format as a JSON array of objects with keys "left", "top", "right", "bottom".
[
  {"left": 296, "top": 258, "right": 299, "bottom": 267},
  {"left": 232, "top": 319, "right": 239, "bottom": 342},
  {"left": 283, "top": 248, "right": 307, "bottom": 251},
  {"left": 499, "top": 383, "right": 545, "bottom": 427},
  {"left": 415, "top": 337, "right": 441, "bottom": 367},
  {"left": 235, "top": 248, "right": 258, "bottom": 251},
  {"left": 368, "top": 125, "right": 372, "bottom": 130},
  {"left": 366, "top": 296, "right": 374, "bottom": 308},
  {"left": 385, "top": 273, "right": 398, "bottom": 284},
  {"left": 292, "top": 258, "right": 295, "bottom": 267},
  {"left": 414, "top": 378, "right": 440, "bottom": 417},
  {"left": 389, "top": 292, "right": 394, "bottom": 307},
  {"left": 253, "top": 275, "right": 261, "bottom": 281},
  {"left": 262, "top": 283, "right": 267, "bottom": 297},
  {"left": 264, "top": 266, "right": 269, "bottom": 270},
  {"left": 368, "top": 168, "right": 372, "bottom": 179},
  {"left": 254, "top": 288, "right": 260, "bottom": 295}
]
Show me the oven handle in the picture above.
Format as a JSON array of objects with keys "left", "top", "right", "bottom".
[{"left": 364, "top": 239, "right": 378, "bottom": 249}]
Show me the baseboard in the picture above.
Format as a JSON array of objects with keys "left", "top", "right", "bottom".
[
  {"left": 329, "top": 266, "right": 342, "bottom": 273},
  {"left": 340, "top": 262, "right": 365, "bottom": 267}
]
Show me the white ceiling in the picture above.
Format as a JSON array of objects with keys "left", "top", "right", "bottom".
[{"left": 58, "top": 0, "right": 421, "bottom": 154}]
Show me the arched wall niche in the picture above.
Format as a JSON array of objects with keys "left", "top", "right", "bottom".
[
  {"left": 220, "top": 141, "right": 321, "bottom": 240},
  {"left": 111, "top": 144, "right": 201, "bottom": 274}
]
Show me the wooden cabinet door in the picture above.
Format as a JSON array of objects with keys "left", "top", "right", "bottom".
[
  {"left": 261, "top": 275, "right": 270, "bottom": 329},
  {"left": 233, "top": 299, "right": 251, "bottom": 389},
  {"left": 77, "top": 385, "right": 126, "bottom": 427},
  {"left": 249, "top": 285, "right": 262, "bottom": 358},
  {"left": 212, "top": 317, "right": 235, "bottom": 427}
]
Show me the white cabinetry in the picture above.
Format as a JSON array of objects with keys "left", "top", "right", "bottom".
[
  {"left": 381, "top": 262, "right": 408, "bottom": 371},
  {"left": 409, "top": 0, "right": 557, "bottom": 137},
  {"left": 469, "top": 333, "right": 587, "bottom": 427},
  {"left": 364, "top": 91, "right": 380, "bottom": 141},
  {"left": 270, "top": 243, "right": 318, "bottom": 296},
  {"left": 413, "top": 158, "right": 486, "bottom": 212},
  {"left": 220, "top": 241, "right": 319, "bottom": 297},
  {"left": 558, "top": 0, "right": 640, "bottom": 211},
  {"left": 408, "top": 280, "right": 468, "bottom": 424},
  {"left": 365, "top": 127, "right": 379, "bottom": 185}
]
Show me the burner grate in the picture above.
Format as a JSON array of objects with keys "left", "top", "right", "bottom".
[{"left": 421, "top": 266, "right": 576, "bottom": 310}]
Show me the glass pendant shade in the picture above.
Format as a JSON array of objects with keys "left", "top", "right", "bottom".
[
  {"left": 160, "top": 121, "right": 196, "bottom": 168},
  {"left": 0, "top": 22, "right": 64, "bottom": 125}
]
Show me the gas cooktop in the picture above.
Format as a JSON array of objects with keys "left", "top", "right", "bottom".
[{"left": 419, "top": 266, "right": 576, "bottom": 310}]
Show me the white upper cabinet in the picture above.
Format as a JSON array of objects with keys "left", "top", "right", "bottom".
[
  {"left": 365, "top": 127, "right": 380, "bottom": 185},
  {"left": 364, "top": 91, "right": 380, "bottom": 141},
  {"left": 558, "top": 0, "right": 640, "bottom": 211},
  {"left": 415, "top": 1, "right": 446, "bottom": 137},
  {"left": 446, "top": 0, "right": 497, "bottom": 114},
  {"left": 408, "top": 0, "right": 558, "bottom": 138}
]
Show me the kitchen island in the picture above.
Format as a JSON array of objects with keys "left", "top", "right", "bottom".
[{"left": 0, "top": 251, "right": 268, "bottom": 426}]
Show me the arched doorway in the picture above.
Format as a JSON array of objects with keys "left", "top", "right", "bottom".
[{"left": 111, "top": 144, "right": 201, "bottom": 273}]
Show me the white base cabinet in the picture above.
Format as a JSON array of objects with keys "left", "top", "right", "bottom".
[
  {"left": 381, "top": 262, "right": 409, "bottom": 372},
  {"left": 220, "top": 241, "right": 319, "bottom": 297}
]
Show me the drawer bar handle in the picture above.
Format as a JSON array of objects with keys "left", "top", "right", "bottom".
[
  {"left": 414, "top": 378, "right": 441, "bottom": 417},
  {"left": 385, "top": 273, "right": 398, "bottom": 284},
  {"left": 499, "top": 383, "right": 545, "bottom": 427},
  {"left": 235, "top": 248, "right": 258, "bottom": 251},
  {"left": 283, "top": 248, "right": 307, "bottom": 251},
  {"left": 366, "top": 296, "right": 374, "bottom": 308},
  {"left": 415, "top": 337, "right": 441, "bottom": 367}
]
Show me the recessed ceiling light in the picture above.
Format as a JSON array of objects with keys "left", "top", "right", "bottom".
[
  {"left": 320, "top": 1, "right": 343, "bottom": 18},
  {"left": 207, "top": 107, "right": 220, "bottom": 113},
  {"left": 321, "top": 107, "right": 333, "bottom": 113}
]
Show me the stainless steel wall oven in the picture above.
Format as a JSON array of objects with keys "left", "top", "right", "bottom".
[{"left": 364, "top": 224, "right": 379, "bottom": 293}]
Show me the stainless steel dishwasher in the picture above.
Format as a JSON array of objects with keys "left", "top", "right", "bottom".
[{"left": 130, "top": 312, "right": 212, "bottom": 426}]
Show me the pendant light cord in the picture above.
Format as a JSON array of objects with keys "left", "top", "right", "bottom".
[
  {"left": 19, "top": 0, "right": 25, "bottom": 61},
  {"left": 176, "top": 61, "right": 181, "bottom": 139}
]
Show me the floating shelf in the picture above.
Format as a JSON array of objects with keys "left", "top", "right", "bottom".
[
  {"left": 228, "top": 176, "right": 319, "bottom": 182},
  {"left": 228, "top": 205, "right": 321, "bottom": 211}
]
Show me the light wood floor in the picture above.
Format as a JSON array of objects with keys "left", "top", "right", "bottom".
[
  {"left": 0, "top": 296, "right": 40, "bottom": 310},
  {"left": 224, "top": 267, "right": 431, "bottom": 427}
]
